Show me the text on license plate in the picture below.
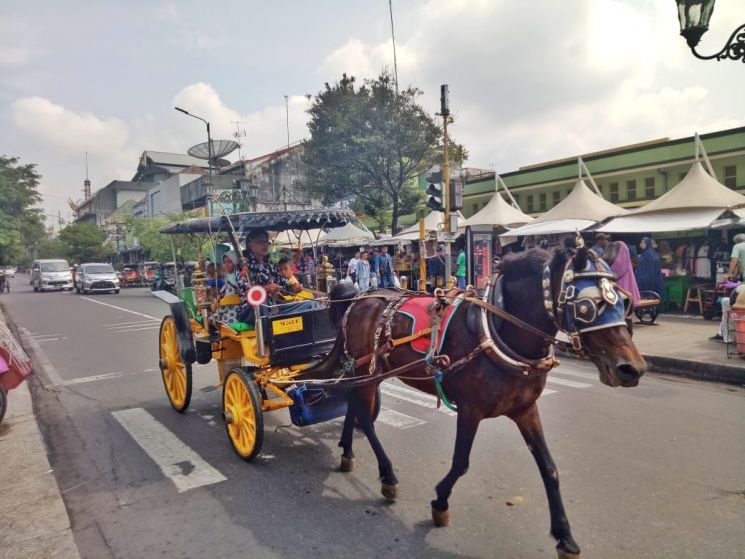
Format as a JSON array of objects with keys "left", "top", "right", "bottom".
[{"left": 272, "top": 316, "right": 303, "bottom": 335}]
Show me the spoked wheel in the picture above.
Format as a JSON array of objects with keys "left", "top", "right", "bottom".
[
  {"left": 159, "top": 315, "right": 192, "bottom": 412},
  {"left": 223, "top": 368, "right": 264, "bottom": 461}
]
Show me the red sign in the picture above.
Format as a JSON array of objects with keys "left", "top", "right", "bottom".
[{"left": 247, "top": 285, "right": 267, "bottom": 307}]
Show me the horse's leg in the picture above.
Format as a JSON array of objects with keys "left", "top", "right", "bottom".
[
  {"left": 511, "top": 404, "right": 581, "bottom": 559},
  {"left": 338, "top": 403, "right": 356, "bottom": 472},
  {"left": 431, "top": 407, "right": 481, "bottom": 527},
  {"left": 352, "top": 385, "right": 399, "bottom": 501}
]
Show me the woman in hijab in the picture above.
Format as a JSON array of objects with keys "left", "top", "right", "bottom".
[
  {"left": 602, "top": 241, "right": 641, "bottom": 305},
  {"left": 634, "top": 236, "right": 666, "bottom": 298},
  {"left": 216, "top": 251, "right": 246, "bottom": 324}
]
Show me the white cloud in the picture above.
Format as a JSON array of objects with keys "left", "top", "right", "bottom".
[{"left": 11, "top": 97, "right": 130, "bottom": 155}]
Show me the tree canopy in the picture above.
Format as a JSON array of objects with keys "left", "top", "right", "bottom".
[
  {"left": 127, "top": 212, "right": 206, "bottom": 262},
  {"left": 302, "top": 72, "right": 466, "bottom": 233},
  {"left": 58, "top": 222, "right": 109, "bottom": 263},
  {"left": 0, "top": 156, "right": 46, "bottom": 266}
]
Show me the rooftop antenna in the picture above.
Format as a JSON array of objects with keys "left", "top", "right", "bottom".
[
  {"left": 83, "top": 152, "right": 91, "bottom": 199},
  {"left": 231, "top": 120, "right": 247, "bottom": 175}
]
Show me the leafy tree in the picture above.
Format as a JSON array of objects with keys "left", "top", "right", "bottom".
[
  {"left": 303, "top": 72, "right": 466, "bottom": 233},
  {"left": 0, "top": 156, "right": 46, "bottom": 265},
  {"left": 58, "top": 222, "right": 109, "bottom": 262},
  {"left": 37, "top": 237, "right": 72, "bottom": 259},
  {"left": 127, "top": 212, "right": 206, "bottom": 262}
]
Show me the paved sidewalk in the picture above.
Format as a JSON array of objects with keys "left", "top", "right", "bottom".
[
  {"left": 617, "top": 313, "right": 744, "bottom": 385},
  {"left": 0, "top": 309, "right": 80, "bottom": 559}
]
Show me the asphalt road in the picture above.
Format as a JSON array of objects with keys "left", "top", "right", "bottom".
[{"left": 2, "top": 274, "right": 744, "bottom": 559}]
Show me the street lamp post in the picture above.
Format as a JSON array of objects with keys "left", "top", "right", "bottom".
[
  {"left": 174, "top": 106, "right": 214, "bottom": 215},
  {"left": 675, "top": 0, "right": 745, "bottom": 62}
]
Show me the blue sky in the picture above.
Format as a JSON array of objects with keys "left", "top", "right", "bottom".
[{"left": 1, "top": 0, "right": 743, "bottom": 227}]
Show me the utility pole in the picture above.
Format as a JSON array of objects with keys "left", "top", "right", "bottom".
[{"left": 440, "top": 84, "right": 452, "bottom": 288}]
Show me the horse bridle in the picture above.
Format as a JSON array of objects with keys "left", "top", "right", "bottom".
[{"left": 541, "top": 251, "right": 632, "bottom": 353}]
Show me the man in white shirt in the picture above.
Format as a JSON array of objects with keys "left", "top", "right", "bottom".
[{"left": 347, "top": 251, "right": 360, "bottom": 283}]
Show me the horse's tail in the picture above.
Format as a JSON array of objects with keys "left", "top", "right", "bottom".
[{"left": 329, "top": 282, "right": 359, "bottom": 327}]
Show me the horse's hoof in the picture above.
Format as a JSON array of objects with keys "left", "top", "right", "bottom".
[
  {"left": 557, "top": 549, "right": 581, "bottom": 559},
  {"left": 339, "top": 456, "right": 355, "bottom": 472},
  {"left": 381, "top": 483, "right": 398, "bottom": 501},
  {"left": 431, "top": 506, "right": 449, "bottom": 527}
]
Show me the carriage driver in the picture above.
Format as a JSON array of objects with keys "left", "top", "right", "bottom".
[{"left": 241, "top": 229, "right": 315, "bottom": 316}]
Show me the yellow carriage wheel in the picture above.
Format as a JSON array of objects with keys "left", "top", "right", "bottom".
[
  {"left": 223, "top": 369, "right": 264, "bottom": 461},
  {"left": 159, "top": 316, "right": 193, "bottom": 412}
]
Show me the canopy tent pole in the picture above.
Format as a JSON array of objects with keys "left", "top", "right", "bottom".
[
  {"left": 695, "top": 132, "right": 716, "bottom": 177},
  {"left": 496, "top": 174, "right": 520, "bottom": 210},
  {"left": 578, "top": 157, "right": 603, "bottom": 198}
]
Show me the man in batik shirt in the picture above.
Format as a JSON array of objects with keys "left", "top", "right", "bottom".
[{"left": 241, "top": 229, "right": 311, "bottom": 315}]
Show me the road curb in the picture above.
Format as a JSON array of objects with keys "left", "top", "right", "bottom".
[
  {"left": 558, "top": 350, "right": 745, "bottom": 386},
  {"left": 0, "top": 302, "right": 82, "bottom": 559}
]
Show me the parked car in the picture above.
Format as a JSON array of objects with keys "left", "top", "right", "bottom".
[
  {"left": 31, "top": 259, "right": 74, "bottom": 292},
  {"left": 121, "top": 267, "right": 142, "bottom": 287},
  {"left": 2, "top": 267, "right": 16, "bottom": 278},
  {"left": 75, "top": 263, "right": 120, "bottom": 294}
]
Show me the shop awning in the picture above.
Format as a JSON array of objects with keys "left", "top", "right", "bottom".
[
  {"left": 499, "top": 218, "right": 597, "bottom": 245},
  {"left": 597, "top": 208, "right": 727, "bottom": 233}
]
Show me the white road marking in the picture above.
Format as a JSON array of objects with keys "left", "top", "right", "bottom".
[
  {"left": 540, "top": 389, "right": 557, "bottom": 396},
  {"left": 109, "top": 325, "right": 161, "bottom": 333},
  {"left": 102, "top": 320, "right": 159, "bottom": 327},
  {"left": 80, "top": 297, "right": 161, "bottom": 321},
  {"left": 546, "top": 376, "right": 592, "bottom": 389},
  {"left": 61, "top": 371, "right": 126, "bottom": 385},
  {"left": 112, "top": 408, "right": 226, "bottom": 492},
  {"left": 34, "top": 337, "right": 67, "bottom": 343},
  {"left": 376, "top": 408, "right": 426, "bottom": 430},
  {"left": 20, "top": 327, "right": 65, "bottom": 387},
  {"left": 381, "top": 382, "right": 457, "bottom": 416}
]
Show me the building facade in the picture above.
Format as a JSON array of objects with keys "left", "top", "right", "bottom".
[{"left": 462, "top": 127, "right": 745, "bottom": 218}]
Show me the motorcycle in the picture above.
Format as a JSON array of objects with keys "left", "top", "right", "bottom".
[{"left": 150, "top": 263, "right": 176, "bottom": 295}]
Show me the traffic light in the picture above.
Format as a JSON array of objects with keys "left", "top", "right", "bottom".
[
  {"left": 449, "top": 179, "right": 463, "bottom": 211},
  {"left": 426, "top": 183, "right": 444, "bottom": 212}
]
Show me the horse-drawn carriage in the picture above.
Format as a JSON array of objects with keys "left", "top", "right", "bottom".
[
  {"left": 155, "top": 209, "right": 372, "bottom": 460},
  {"left": 154, "top": 211, "right": 646, "bottom": 559}
]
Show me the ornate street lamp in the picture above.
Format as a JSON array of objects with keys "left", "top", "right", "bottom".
[{"left": 675, "top": 0, "right": 745, "bottom": 61}]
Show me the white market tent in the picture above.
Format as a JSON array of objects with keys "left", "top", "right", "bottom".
[
  {"left": 500, "top": 179, "right": 629, "bottom": 243},
  {"left": 598, "top": 161, "right": 745, "bottom": 233},
  {"left": 394, "top": 210, "right": 465, "bottom": 241},
  {"left": 272, "top": 228, "right": 327, "bottom": 248},
  {"left": 320, "top": 221, "right": 375, "bottom": 246},
  {"left": 461, "top": 190, "right": 533, "bottom": 231}
]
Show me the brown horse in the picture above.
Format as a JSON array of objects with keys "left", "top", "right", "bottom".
[{"left": 319, "top": 243, "right": 646, "bottom": 559}]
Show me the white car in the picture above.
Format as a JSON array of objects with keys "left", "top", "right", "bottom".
[
  {"left": 75, "top": 263, "right": 120, "bottom": 294},
  {"left": 31, "top": 259, "right": 74, "bottom": 292},
  {"left": 2, "top": 267, "right": 15, "bottom": 278}
]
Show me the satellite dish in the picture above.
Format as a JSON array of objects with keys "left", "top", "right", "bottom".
[{"left": 188, "top": 140, "right": 239, "bottom": 162}]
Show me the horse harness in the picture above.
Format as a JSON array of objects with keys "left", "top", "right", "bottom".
[{"left": 335, "top": 250, "right": 631, "bottom": 391}]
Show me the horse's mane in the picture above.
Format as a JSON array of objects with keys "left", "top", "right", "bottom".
[
  {"left": 500, "top": 248, "right": 551, "bottom": 281},
  {"left": 499, "top": 241, "right": 579, "bottom": 283}
]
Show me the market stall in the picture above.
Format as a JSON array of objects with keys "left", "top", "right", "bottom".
[
  {"left": 499, "top": 179, "right": 629, "bottom": 245},
  {"left": 460, "top": 189, "right": 533, "bottom": 287},
  {"left": 598, "top": 161, "right": 745, "bottom": 314}
]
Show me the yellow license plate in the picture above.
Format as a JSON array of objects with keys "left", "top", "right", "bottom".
[{"left": 272, "top": 316, "right": 303, "bottom": 335}]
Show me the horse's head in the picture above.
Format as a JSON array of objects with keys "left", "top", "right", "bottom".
[{"left": 549, "top": 243, "right": 646, "bottom": 387}]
